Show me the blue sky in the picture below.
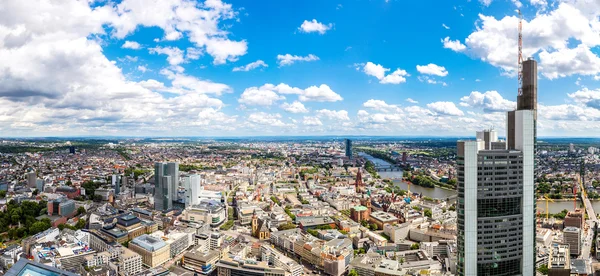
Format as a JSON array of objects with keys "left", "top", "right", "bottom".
[{"left": 1, "top": 0, "right": 600, "bottom": 137}]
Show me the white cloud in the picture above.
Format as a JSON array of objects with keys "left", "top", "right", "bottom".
[
  {"left": 427, "top": 102, "right": 464, "bottom": 116},
  {"left": 277, "top": 54, "right": 319, "bottom": 67},
  {"left": 196, "top": 108, "right": 236, "bottom": 125},
  {"left": 441, "top": 37, "right": 466, "bottom": 52},
  {"left": 460, "top": 91, "right": 516, "bottom": 112},
  {"left": 455, "top": 2, "right": 600, "bottom": 77},
  {"left": 243, "top": 83, "right": 342, "bottom": 103},
  {"left": 362, "top": 62, "right": 409, "bottom": 84},
  {"left": 186, "top": 48, "right": 203, "bottom": 60},
  {"left": 248, "top": 112, "right": 286, "bottom": 127},
  {"left": 298, "top": 19, "right": 332, "bottom": 34},
  {"left": 511, "top": 0, "right": 522, "bottom": 8},
  {"left": 281, "top": 101, "right": 308, "bottom": 113},
  {"left": 137, "top": 65, "right": 148, "bottom": 72},
  {"left": 406, "top": 98, "right": 418, "bottom": 104},
  {"left": 442, "top": 24, "right": 450, "bottom": 30},
  {"left": 122, "top": 41, "right": 141, "bottom": 49},
  {"left": 363, "top": 99, "right": 401, "bottom": 112},
  {"left": 303, "top": 116, "right": 323, "bottom": 126},
  {"left": 416, "top": 63, "right": 448, "bottom": 77},
  {"left": 479, "top": 0, "right": 493, "bottom": 6},
  {"left": 538, "top": 44, "right": 600, "bottom": 79},
  {"left": 260, "top": 83, "right": 304, "bottom": 95},
  {"left": 149, "top": 46, "right": 185, "bottom": 66},
  {"left": 299, "top": 85, "right": 343, "bottom": 102},
  {"left": 233, "top": 60, "right": 268, "bottom": 72},
  {"left": 238, "top": 87, "right": 286, "bottom": 106},
  {"left": 316, "top": 109, "right": 350, "bottom": 120},
  {"left": 108, "top": 0, "right": 248, "bottom": 64},
  {"left": 418, "top": 76, "right": 447, "bottom": 86}
]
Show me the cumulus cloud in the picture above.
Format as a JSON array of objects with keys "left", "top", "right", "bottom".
[
  {"left": 363, "top": 99, "right": 401, "bottom": 113},
  {"left": 454, "top": 2, "right": 600, "bottom": 78},
  {"left": 122, "top": 41, "right": 141, "bottom": 49},
  {"left": 277, "top": 54, "right": 319, "bottom": 66},
  {"left": 441, "top": 37, "right": 466, "bottom": 52},
  {"left": 137, "top": 65, "right": 148, "bottom": 72},
  {"left": 238, "top": 83, "right": 342, "bottom": 107},
  {"left": 247, "top": 112, "right": 286, "bottom": 127},
  {"left": 300, "top": 85, "right": 343, "bottom": 102},
  {"left": 281, "top": 101, "right": 308, "bottom": 113},
  {"left": 416, "top": 63, "right": 448, "bottom": 77},
  {"left": 233, "top": 60, "right": 268, "bottom": 72},
  {"left": 361, "top": 62, "right": 410, "bottom": 84},
  {"left": 460, "top": 91, "right": 516, "bottom": 112},
  {"left": 316, "top": 109, "right": 350, "bottom": 121},
  {"left": 298, "top": 19, "right": 332, "bottom": 34},
  {"left": 149, "top": 46, "right": 185, "bottom": 65},
  {"left": 238, "top": 87, "right": 286, "bottom": 106},
  {"left": 427, "top": 102, "right": 464, "bottom": 116},
  {"left": 303, "top": 116, "right": 323, "bottom": 126}
]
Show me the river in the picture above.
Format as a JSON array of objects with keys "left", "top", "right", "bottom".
[
  {"left": 359, "top": 152, "right": 457, "bottom": 200},
  {"left": 360, "top": 152, "right": 600, "bottom": 211}
]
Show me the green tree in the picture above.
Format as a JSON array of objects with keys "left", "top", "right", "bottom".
[
  {"left": 537, "top": 264, "right": 548, "bottom": 275},
  {"left": 32, "top": 189, "right": 39, "bottom": 196},
  {"left": 0, "top": 190, "right": 7, "bottom": 198},
  {"left": 348, "top": 269, "right": 359, "bottom": 276},
  {"left": 278, "top": 223, "right": 297, "bottom": 231},
  {"left": 369, "top": 223, "right": 378, "bottom": 231},
  {"left": 424, "top": 209, "right": 432, "bottom": 218},
  {"left": 77, "top": 206, "right": 86, "bottom": 216},
  {"left": 410, "top": 243, "right": 420, "bottom": 250}
]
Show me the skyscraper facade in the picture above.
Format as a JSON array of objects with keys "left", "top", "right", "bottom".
[
  {"left": 345, "top": 139, "right": 352, "bottom": 159},
  {"left": 154, "top": 162, "right": 179, "bottom": 211},
  {"left": 457, "top": 59, "right": 537, "bottom": 276}
]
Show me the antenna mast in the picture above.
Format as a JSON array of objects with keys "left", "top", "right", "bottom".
[{"left": 517, "top": 9, "right": 523, "bottom": 96}]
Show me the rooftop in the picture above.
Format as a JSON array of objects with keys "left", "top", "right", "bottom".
[
  {"left": 5, "top": 258, "right": 79, "bottom": 276},
  {"left": 131, "top": 234, "right": 167, "bottom": 252}
]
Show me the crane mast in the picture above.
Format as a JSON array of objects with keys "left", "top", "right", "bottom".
[{"left": 517, "top": 9, "right": 523, "bottom": 96}]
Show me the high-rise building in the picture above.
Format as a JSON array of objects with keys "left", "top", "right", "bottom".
[
  {"left": 112, "top": 174, "right": 121, "bottom": 195},
  {"left": 182, "top": 174, "right": 201, "bottom": 207},
  {"left": 563, "top": 227, "right": 581, "bottom": 256},
  {"left": 27, "top": 171, "right": 37, "bottom": 188},
  {"left": 457, "top": 58, "right": 537, "bottom": 276},
  {"left": 345, "top": 139, "right": 352, "bottom": 159},
  {"left": 154, "top": 162, "right": 179, "bottom": 211}
]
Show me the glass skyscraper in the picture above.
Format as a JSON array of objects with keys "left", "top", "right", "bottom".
[
  {"left": 154, "top": 162, "right": 179, "bottom": 211},
  {"left": 457, "top": 59, "right": 537, "bottom": 275}
]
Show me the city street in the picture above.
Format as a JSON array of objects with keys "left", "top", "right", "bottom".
[{"left": 578, "top": 174, "right": 597, "bottom": 259}]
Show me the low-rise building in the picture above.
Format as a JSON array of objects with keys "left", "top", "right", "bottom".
[
  {"left": 369, "top": 211, "right": 399, "bottom": 230},
  {"left": 182, "top": 246, "right": 220, "bottom": 275},
  {"left": 548, "top": 243, "right": 570, "bottom": 276},
  {"left": 119, "top": 247, "right": 143, "bottom": 275},
  {"left": 183, "top": 200, "right": 226, "bottom": 227},
  {"left": 128, "top": 234, "right": 170, "bottom": 268},
  {"left": 261, "top": 244, "right": 302, "bottom": 276},
  {"left": 216, "top": 256, "right": 286, "bottom": 276}
]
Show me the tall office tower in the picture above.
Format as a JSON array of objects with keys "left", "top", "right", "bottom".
[
  {"left": 458, "top": 58, "right": 537, "bottom": 276},
  {"left": 167, "top": 162, "right": 179, "bottom": 201},
  {"left": 345, "top": 139, "right": 352, "bottom": 159},
  {"left": 112, "top": 174, "right": 121, "bottom": 195},
  {"left": 517, "top": 58, "right": 537, "bottom": 120},
  {"left": 154, "top": 162, "right": 179, "bottom": 211},
  {"left": 182, "top": 174, "right": 201, "bottom": 207},
  {"left": 27, "top": 171, "right": 37, "bottom": 188}
]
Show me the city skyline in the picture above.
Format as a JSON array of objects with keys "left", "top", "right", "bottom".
[{"left": 2, "top": 0, "right": 600, "bottom": 137}]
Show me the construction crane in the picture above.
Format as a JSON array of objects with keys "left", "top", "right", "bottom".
[
  {"left": 544, "top": 195, "right": 555, "bottom": 220},
  {"left": 517, "top": 9, "right": 523, "bottom": 96}
]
